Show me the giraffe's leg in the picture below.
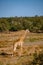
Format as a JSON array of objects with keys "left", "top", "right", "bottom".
[
  {"left": 12, "top": 43, "right": 18, "bottom": 56},
  {"left": 19, "top": 42, "right": 23, "bottom": 56},
  {"left": 14, "top": 43, "right": 17, "bottom": 52},
  {"left": 21, "top": 43, "right": 23, "bottom": 52}
]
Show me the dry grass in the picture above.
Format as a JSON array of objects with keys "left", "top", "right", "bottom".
[{"left": 0, "top": 30, "right": 43, "bottom": 65}]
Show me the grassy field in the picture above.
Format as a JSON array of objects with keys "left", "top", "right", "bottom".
[{"left": 0, "top": 30, "right": 43, "bottom": 65}]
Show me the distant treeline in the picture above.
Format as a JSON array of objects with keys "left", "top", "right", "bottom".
[{"left": 0, "top": 16, "right": 43, "bottom": 33}]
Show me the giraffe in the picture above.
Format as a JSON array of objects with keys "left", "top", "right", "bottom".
[{"left": 13, "top": 29, "right": 29, "bottom": 56}]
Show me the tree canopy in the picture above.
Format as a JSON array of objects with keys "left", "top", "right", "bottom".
[{"left": 0, "top": 16, "right": 43, "bottom": 33}]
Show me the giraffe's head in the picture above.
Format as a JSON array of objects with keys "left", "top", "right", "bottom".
[{"left": 26, "top": 29, "right": 29, "bottom": 32}]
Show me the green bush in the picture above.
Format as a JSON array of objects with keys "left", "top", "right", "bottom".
[{"left": 0, "top": 16, "right": 43, "bottom": 32}]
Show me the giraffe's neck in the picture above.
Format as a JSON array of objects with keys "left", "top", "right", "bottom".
[{"left": 19, "top": 30, "right": 27, "bottom": 42}]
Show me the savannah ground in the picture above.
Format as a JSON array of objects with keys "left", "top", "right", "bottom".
[{"left": 0, "top": 30, "right": 43, "bottom": 65}]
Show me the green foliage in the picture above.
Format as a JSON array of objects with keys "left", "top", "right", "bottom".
[
  {"left": 31, "top": 51, "right": 43, "bottom": 65},
  {"left": 0, "top": 61, "right": 3, "bottom": 65},
  {"left": 0, "top": 16, "right": 43, "bottom": 32},
  {"left": 15, "top": 51, "right": 43, "bottom": 65}
]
